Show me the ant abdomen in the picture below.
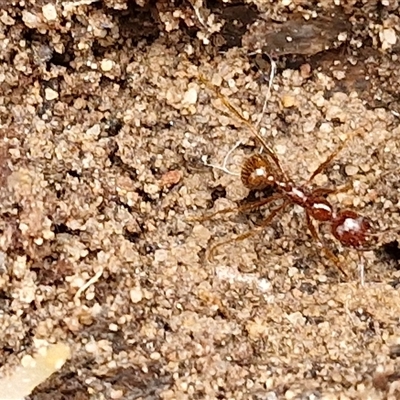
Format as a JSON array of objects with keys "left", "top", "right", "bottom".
[
  {"left": 331, "top": 209, "right": 374, "bottom": 249},
  {"left": 241, "top": 154, "right": 277, "bottom": 190}
]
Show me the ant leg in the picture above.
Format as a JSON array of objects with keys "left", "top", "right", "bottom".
[
  {"left": 307, "top": 129, "right": 365, "bottom": 183},
  {"left": 307, "top": 138, "right": 352, "bottom": 183},
  {"left": 312, "top": 182, "right": 352, "bottom": 197},
  {"left": 193, "top": 193, "right": 284, "bottom": 223},
  {"left": 201, "top": 140, "right": 242, "bottom": 176},
  {"left": 305, "top": 212, "right": 349, "bottom": 278},
  {"left": 207, "top": 200, "right": 290, "bottom": 261}
]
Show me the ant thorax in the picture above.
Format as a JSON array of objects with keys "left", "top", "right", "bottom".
[
  {"left": 283, "top": 183, "right": 309, "bottom": 206},
  {"left": 282, "top": 184, "right": 334, "bottom": 222}
]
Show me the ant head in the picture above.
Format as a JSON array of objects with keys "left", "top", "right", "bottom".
[
  {"left": 331, "top": 210, "right": 376, "bottom": 249},
  {"left": 241, "top": 154, "right": 280, "bottom": 190}
]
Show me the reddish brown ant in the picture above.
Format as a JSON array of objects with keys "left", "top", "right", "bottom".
[{"left": 198, "top": 75, "right": 382, "bottom": 282}]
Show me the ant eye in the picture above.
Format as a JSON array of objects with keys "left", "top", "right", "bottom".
[{"left": 241, "top": 154, "right": 276, "bottom": 190}]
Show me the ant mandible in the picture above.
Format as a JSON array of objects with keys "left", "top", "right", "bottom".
[{"left": 199, "top": 75, "right": 378, "bottom": 282}]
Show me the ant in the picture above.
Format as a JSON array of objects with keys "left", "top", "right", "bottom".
[{"left": 198, "top": 75, "right": 384, "bottom": 283}]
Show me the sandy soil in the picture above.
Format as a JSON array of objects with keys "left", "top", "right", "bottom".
[{"left": 0, "top": 0, "right": 400, "bottom": 399}]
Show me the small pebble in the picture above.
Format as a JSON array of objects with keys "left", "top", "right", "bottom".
[
  {"left": 100, "top": 58, "right": 114, "bottom": 72},
  {"left": 345, "top": 164, "right": 359, "bottom": 176},
  {"left": 319, "top": 122, "right": 333, "bottom": 133},
  {"left": 44, "top": 87, "right": 58, "bottom": 101},
  {"left": 42, "top": 4, "right": 57, "bottom": 21},
  {"left": 281, "top": 94, "right": 296, "bottom": 108},
  {"left": 300, "top": 63, "right": 311, "bottom": 78},
  {"left": 144, "top": 183, "right": 160, "bottom": 195},
  {"left": 86, "top": 124, "right": 101, "bottom": 138},
  {"left": 380, "top": 27, "right": 397, "bottom": 50},
  {"left": 130, "top": 287, "right": 143, "bottom": 303},
  {"left": 183, "top": 87, "right": 198, "bottom": 105},
  {"left": 325, "top": 105, "right": 346, "bottom": 122},
  {"left": 285, "top": 390, "right": 296, "bottom": 400},
  {"left": 110, "top": 389, "right": 124, "bottom": 399},
  {"left": 22, "top": 11, "right": 39, "bottom": 28},
  {"left": 150, "top": 351, "right": 161, "bottom": 360},
  {"left": 275, "top": 144, "right": 287, "bottom": 155},
  {"left": 191, "top": 224, "right": 211, "bottom": 241},
  {"left": 160, "top": 170, "right": 182, "bottom": 187},
  {"left": 286, "top": 311, "right": 306, "bottom": 326}
]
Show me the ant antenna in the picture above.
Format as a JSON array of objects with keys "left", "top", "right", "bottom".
[
  {"left": 189, "top": 0, "right": 209, "bottom": 32},
  {"left": 200, "top": 55, "right": 277, "bottom": 176},
  {"left": 255, "top": 53, "right": 277, "bottom": 131},
  {"left": 254, "top": 53, "right": 277, "bottom": 155},
  {"left": 201, "top": 140, "right": 242, "bottom": 176},
  {"left": 199, "top": 74, "right": 289, "bottom": 182}
]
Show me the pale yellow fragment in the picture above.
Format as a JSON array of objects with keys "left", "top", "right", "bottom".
[{"left": 0, "top": 343, "right": 71, "bottom": 400}]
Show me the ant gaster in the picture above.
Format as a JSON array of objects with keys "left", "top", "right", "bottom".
[{"left": 199, "top": 76, "right": 379, "bottom": 281}]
